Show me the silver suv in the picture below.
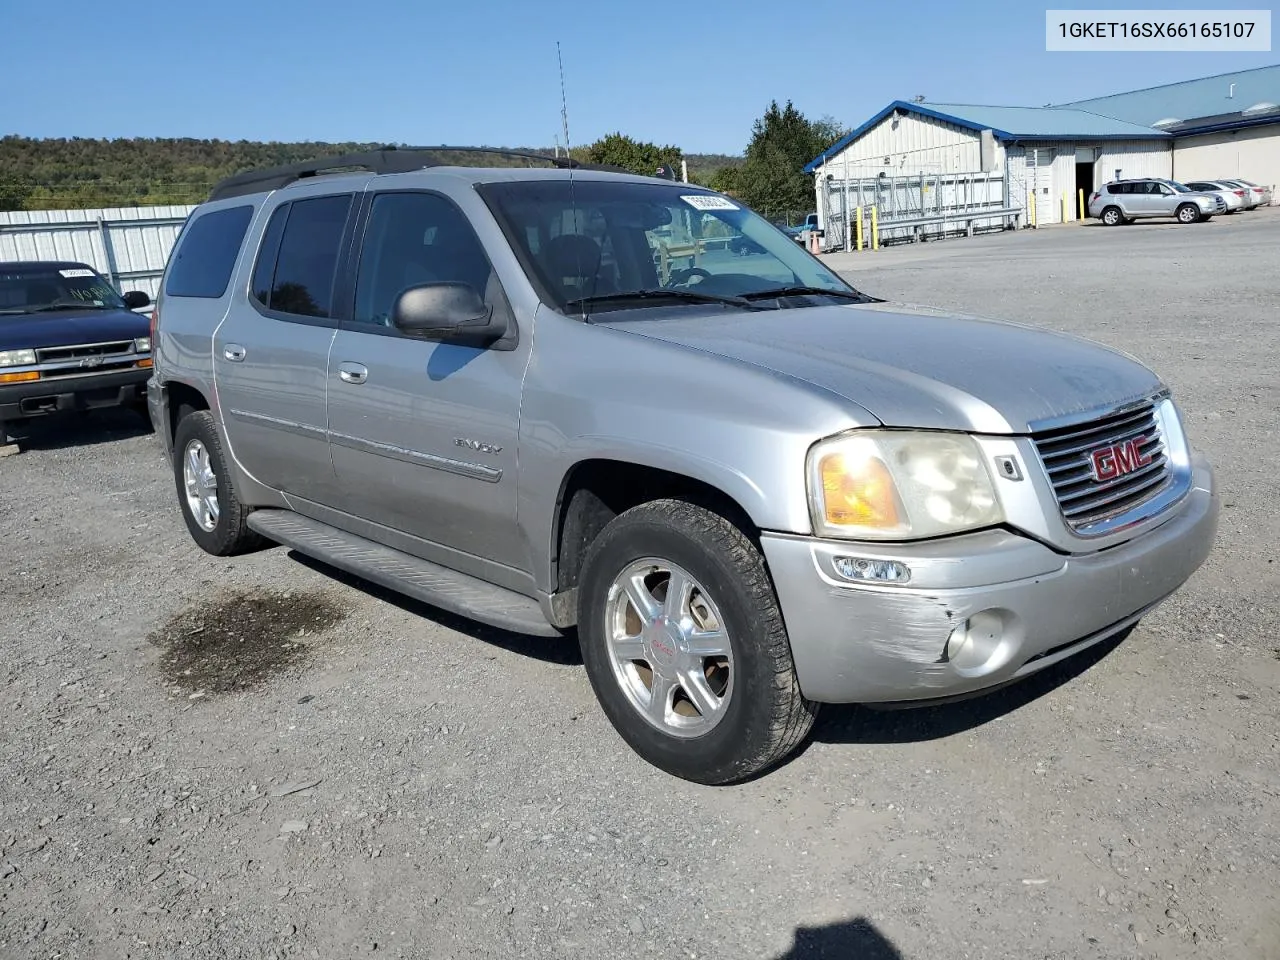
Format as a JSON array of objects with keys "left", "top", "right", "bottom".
[
  {"left": 149, "top": 148, "right": 1219, "bottom": 784},
  {"left": 1088, "top": 178, "right": 1225, "bottom": 225}
]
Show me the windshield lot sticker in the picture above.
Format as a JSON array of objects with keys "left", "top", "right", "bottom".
[
  {"left": 59, "top": 268, "right": 95, "bottom": 278},
  {"left": 681, "top": 195, "right": 738, "bottom": 211}
]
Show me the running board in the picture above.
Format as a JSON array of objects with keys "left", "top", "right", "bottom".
[{"left": 246, "top": 509, "right": 559, "bottom": 637}]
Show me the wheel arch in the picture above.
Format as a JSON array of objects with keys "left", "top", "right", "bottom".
[
  {"left": 164, "top": 380, "right": 212, "bottom": 446},
  {"left": 546, "top": 455, "right": 771, "bottom": 627}
]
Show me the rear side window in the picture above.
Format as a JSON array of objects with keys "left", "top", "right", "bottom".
[
  {"left": 164, "top": 205, "right": 254, "bottom": 298},
  {"left": 252, "top": 195, "right": 352, "bottom": 319}
]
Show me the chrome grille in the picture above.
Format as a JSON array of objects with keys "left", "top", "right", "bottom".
[
  {"left": 34, "top": 340, "right": 143, "bottom": 380},
  {"left": 1032, "top": 401, "right": 1171, "bottom": 529},
  {"left": 36, "top": 340, "right": 135, "bottom": 364}
]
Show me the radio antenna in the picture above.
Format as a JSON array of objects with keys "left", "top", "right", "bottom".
[
  {"left": 557, "top": 41, "right": 588, "bottom": 316},
  {"left": 557, "top": 41, "right": 571, "bottom": 156}
]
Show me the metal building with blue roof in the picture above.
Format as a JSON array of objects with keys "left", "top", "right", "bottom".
[{"left": 806, "top": 64, "right": 1277, "bottom": 238}]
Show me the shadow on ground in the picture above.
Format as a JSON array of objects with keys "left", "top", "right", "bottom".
[
  {"left": 287, "top": 551, "right": 583, "bottom": 667},
  {"left": 812, "top": 627, "right": 1130, "bottom": 745},
  {"left": 774, "top": 917, "right": 902, "bottom": 959},
  {"left": 4, "top": 408, "right": 153, "bottom": 450},
  {"left": 288, "top": 547, "right": 1130, "bottom": 739}
]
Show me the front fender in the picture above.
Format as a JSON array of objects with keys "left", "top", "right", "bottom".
[{"left": 515, "top": 308, "right": 872, "bottom": 593}]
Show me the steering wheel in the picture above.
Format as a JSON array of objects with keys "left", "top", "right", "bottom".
[{"left": 670, "top": 267, "right": 712, "bottom": 286}]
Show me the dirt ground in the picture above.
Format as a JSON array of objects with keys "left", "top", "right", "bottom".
[{"left": 1, "top": 210, "right": 1277, "bottom": 960}]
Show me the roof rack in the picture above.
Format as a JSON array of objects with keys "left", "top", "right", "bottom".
[{"left": 206, "top": 145, "right": 628, "bottom": 201}]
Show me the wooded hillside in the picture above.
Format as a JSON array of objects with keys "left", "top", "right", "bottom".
[{"left": 0, "top": 136, "right": 742, "bottom": 211}]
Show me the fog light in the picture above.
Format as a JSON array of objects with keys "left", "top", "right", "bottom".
[
  {"left": 832, "top": 556, "right": 910, "bottom": 584},
  {"left": 944, "top": 610, "right": 1010, "bottom": 672}
]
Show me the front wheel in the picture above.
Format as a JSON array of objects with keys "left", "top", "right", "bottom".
[
  {"left": 577, "top": 500, "right": 817, "bottom": 784},
  {"left": 1176, "top": 203, "right": 1202, "bottom": 224},
  {"left": 172, "top": 410, "right": 263, "bottom": 556}
]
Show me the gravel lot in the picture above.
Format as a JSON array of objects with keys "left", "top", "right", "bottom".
[{"left": 2, "top": 210, "right": 1277, "bottom": 960}]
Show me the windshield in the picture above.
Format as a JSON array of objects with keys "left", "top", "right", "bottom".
[
  {"left": 478, "top": 179, "right": 861, "bottom": 314},
  {"left": 1166, "top": 180, "right": 1193, "bottom": 193},
  {"left": 0, "top": 266, "right": 126, "bottom": 315}
]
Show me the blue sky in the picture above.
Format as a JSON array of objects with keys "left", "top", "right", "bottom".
[{"left": 6, "top": 0, "right": 1275, "bottom": 153}]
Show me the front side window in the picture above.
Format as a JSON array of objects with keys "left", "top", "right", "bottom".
[
  {"left": 255, "top": 195, "right": 352, "bottom": 318},
  {"left": 0, "top": 265, "right": 125, "bottom": 315},
  {"left": 165, "top": 205, "right": 253, "bottom": 299},
  {"left": 478, "top": 179, "right": 863, "bottom": 315},
  {"left": 353, "top": 192, "right": 495, "bottom": 325}
]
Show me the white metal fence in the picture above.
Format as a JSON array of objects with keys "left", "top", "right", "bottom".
[
  {"left": 0, "top": 205, "right": 196, "bottom": 300},
  {"left": 818, "top": 172, "right": 1022, "bottom": 250}
]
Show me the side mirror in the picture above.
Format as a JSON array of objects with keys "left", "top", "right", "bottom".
[
  {"left": 391, "top": 282, "right": 503, "bottom": 345},
  {"left": 122, "top": 290, "right": 151, "bottom": 309}
]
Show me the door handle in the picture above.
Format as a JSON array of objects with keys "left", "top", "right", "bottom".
[
  {"left": 223, "top": 343, "right": 247, "bottom": 362},
  {"left": 337, "top": 361, "right": 368, "bottom": 385}
]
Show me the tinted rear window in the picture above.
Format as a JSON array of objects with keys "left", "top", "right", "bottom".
[
  {"left": 164, "top": 205, "right": 254, "bottom": 298},
  {"left": 257, "top": 195, "right": 352, "bottom": 319}
]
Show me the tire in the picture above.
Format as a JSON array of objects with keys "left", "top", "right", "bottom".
[
  {"left": 172, "top": 409, "right": 263, "bottom": 556},
  {"left": 577, "top": 499, "right": 817, "bottom": 785},
  {"left": 1101, "top": 206, "right": 1124, "bottom": 226},
  {"left": 1176, "top": 203, "right": 1201, "bottom": 224}
]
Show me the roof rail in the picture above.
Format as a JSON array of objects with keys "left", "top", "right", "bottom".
[{"left": 206, "top": 145, "right": 628, "bottom": 201}]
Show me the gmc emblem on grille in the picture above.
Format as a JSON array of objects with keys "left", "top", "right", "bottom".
[{"left": 1089, "top": 436, "right": 1153, "bottom": 482}]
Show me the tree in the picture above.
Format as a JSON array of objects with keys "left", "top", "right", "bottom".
[
  {"left": 705, "top": 166, "right": 743, "bottom": 197},
  {"left": 0, "top": 171, "right": 35, "bottom": 212},
  {"left": 580, "top": 133, "right": 682, "bottom": 178},
  {"left": 733, "top": 101, "right": 847, "bottom": 221}
]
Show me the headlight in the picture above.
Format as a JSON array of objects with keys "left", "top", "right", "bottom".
[
  {"left": 0, "top": 349, "right": 36, "bottom": 367},
  {"left": 806, "top": 431, "right": 1002, "bottom": 540},
  {"left": 134, "top": 337, "right": 151, "bottom": 353}
]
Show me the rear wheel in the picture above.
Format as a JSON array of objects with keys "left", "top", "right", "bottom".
[
  {"left": 1101, "top": 206, "right": 1124, "bottom": 226},
  {"left": 172, "top": 410, "right": 263, "bottom": 556},
  {"left": 577, "top": 500, "right": 817, "bottom": 785},
  {"left": 1176, "top": 203, "right": 1201, "bottom": 224}
]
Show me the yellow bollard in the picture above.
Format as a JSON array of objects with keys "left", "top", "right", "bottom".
[
  {"left": 1029, "top": 191, "right": 1038, "bottom": 228},
  {"left": 1062, "top": 193, "right": 1068, "bottom": 223},
  {"left": 855, "top": 206, "right": 863, "bottom": 252},
  {"left": 870, "top": 206, "right": 879, "bottom": 250},
  {"left": 1078, "top": 188, "right": 1086, "bottom": 221}
]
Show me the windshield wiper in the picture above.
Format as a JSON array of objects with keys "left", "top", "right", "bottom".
[
  {"left": 566, "top": 289, "right": 762, "bottom": 312},
  {"left": 741, "top": 285, "right": 874, "bottom": 302},
  {"left": 28, "top": 303, "right": 117, "bottom": 313}
]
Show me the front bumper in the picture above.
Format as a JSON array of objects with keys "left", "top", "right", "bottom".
[
  {"left": 0, "top": 368, "right": 150, "bottom": 422},
  {"left": 763, "top": 453, "right": 1218, "bottom": 704}
]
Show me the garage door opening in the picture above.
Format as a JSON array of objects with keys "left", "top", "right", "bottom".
[{"left": 1074, "top": 148, "right": 1097, "bottom": 220}]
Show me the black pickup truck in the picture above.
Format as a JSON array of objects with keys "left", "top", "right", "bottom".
[{"left": 0, "top": 261, "right": 153, "bottom": 445}]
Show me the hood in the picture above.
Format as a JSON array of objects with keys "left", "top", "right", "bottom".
[
  {"left": 599, "top": 301, "right": 1163, "bottom": 434},
  {"left": 0, "top": 308, "right": 149, "bottom": 352}
]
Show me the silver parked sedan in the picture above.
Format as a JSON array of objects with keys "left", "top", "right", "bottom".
[
  {"left": 1183, "top": 180, "right": 1248, "bottom": 213},
  {"left": 1220, "top": 178, "right": 1272, "bottom": 208}
]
